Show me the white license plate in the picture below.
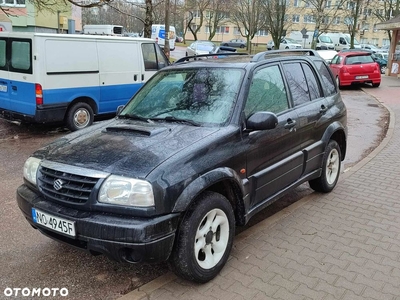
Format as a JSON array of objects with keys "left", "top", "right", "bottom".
[
  {"left": 356, "top": 75, "right": 369, "bottom": 79},
  {"left": 0, "top": 84, "right": 7, "bottom": 92},
  {"left": 32, "top": 208, "right": 76, "bottom": 237}
]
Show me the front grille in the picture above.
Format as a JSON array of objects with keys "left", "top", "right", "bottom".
[{"left": 38, "top": 166, "right": 100, "bottom": 205}]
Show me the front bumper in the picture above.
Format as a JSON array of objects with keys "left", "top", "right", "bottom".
[{"left": 16, "top": 184, "right": 180, "bottom": 264}]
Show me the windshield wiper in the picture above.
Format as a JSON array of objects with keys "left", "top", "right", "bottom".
[
  {"left": 119, "top": 114, "right": 153, "bottom": 123},
  {"left": 152, "top": 116, "right": 201, "bottom": 127}
]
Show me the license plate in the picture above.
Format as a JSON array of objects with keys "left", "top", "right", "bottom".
[
  {"left": 356, "top": 75, "right": 368, "bottom": 79},
  {"left": 32, "top": 208, "right": 76, "bottom": 237},
  {"left": 0, "top": 84, "right": 7, "bottom": 92}
]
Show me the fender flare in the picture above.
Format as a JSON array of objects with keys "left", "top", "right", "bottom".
[{"left": 172, "top": 167, "right": 244, "bottom": 213}]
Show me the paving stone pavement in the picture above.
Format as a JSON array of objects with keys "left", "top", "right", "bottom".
[{"left": 120, "top": 76, "right": 400, "bottom": 300}]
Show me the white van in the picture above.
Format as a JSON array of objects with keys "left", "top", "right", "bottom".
[
  {"left": 0, "top": 32, "right": 169, "bottom": 131},
  {"left": 325, "top": 33, "right": 361, "bottom": 51},
  {"left": 83, "top": 24, "right": 124, "bottom": 36},
  {"left": 151, "top": 24, "right": 176, "bottom": 51},
  {"left": 288, "top": 31, "right": 335, "bottom": 50}
]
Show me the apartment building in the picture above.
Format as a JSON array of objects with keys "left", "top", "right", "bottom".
[
  {"left": 185, "top": 0, "right": 391, "bottom": 47},
  {"left": 0, "top": 0, "right": 82, "bottom": 33}
]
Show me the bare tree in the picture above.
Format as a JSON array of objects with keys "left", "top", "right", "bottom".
[
  {"left": 185, "top": 0, "right": 211, "bottom": 40},
  {"left": 372, "top": 0, "right": 400, "bottom": 41},
  {"left": 305, "top": 0, "right": 347, "bottom": 48},
  {"left": 262, "top": 0, "right": 290, "bottom": 50},
  {"left": 342, "top": 0, "right": 363, "bottom": 48},
  {"left": 204, "top": 0, "right": 232, "bottom": 41},
  {"left": 230, "top": 0, "right": 265, "bottom": 52}
]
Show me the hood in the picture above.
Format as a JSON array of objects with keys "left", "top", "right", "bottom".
[{"left": 36, "top": 119, "right": 219, "bottom": 178}]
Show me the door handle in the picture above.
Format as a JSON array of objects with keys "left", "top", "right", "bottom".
[
  {"left": 134, "top": 75, "right": 137, "bottom": 81},
  {"left": 12, "top": 85, "right": 17, "bottom": 91},
  {"left": 284, "top": 119, "right": 296, "bottom": 129},
  {"left": 320, "top": 105, "right": 328, "bottom": 114}
]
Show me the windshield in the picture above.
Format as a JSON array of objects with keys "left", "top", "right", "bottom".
[
  {"left": 319, "top": 36, "right": 332, "bottom": 43},
  {"left": 284, "top": 38, "right": 297, "bottom": 44},
  {"left": 120, "top": 68, "right": 244, "bottom": 126},
  {"left": 195, "top": 43, "right": 214, "bottom": 51}
]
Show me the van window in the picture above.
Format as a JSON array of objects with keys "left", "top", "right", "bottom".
[
  {"left": 0, "top": 40, "right": 6, "bottom": 69},
  {"left": 141, "top": 43, "right": 169, "bottom": 71},
  {"left": 142, "top": 43, "right": 158, "bottom": 70},
  {"left": 10, "top": 40, "right": 32, "bottom": 74}
]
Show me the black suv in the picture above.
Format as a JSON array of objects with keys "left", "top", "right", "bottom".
[{"left": 17, "top": 50, "right": 347, "bottom": 283}]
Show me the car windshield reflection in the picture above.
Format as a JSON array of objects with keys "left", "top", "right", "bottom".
[{"left": 120, "top": 68, "right": 244, "bottom": 126}]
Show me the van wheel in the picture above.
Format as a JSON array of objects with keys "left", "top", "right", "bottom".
[
  {"left": 66, "top": 102, "right": 94, "bottom": 131},
  {"left": 309, "top": 140, "right": 341, "bottom": 193},
  {"left": 169, "top": 191, "right": 235, "bottom": 283}
]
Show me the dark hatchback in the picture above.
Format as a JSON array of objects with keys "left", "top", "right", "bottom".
[{"left": 17, "top": 50, "right": 347, "bottom": 283}]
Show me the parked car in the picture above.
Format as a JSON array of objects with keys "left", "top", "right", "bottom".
[
  {"left": 221, "top": 38, "right": 246, "bottom": 48},
  {"left": 267, "top": 38, "right": 303, "bottom": 50},
  {"left": 340, "top": 48, "right": 388, "bottom": 74},
  {"left": 186, "top": 40, "right": 216, "bottom": 56},
  {"left": 329, "top": 51, "right": 381, "bottom": 88},
  {"left": 360, "top": 44, "right": 387, "bottom": 53},
  {"left": 17, "top": 49, "right": 347, "bottom": 284},
  {"left": 175, "top": 36, "right": 183, "bottom": 42}
]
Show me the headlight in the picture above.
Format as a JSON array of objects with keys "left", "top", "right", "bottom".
[
  {"left": 23, "top": 157, "right": 41, "bottom": 185},
  {"left": 98, "top": 175, "right": 155, "bottom": 207}
]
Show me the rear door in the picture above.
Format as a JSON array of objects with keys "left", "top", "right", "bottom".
[{"left": 0, "top": 35, "right": 35, "bottom": 115}]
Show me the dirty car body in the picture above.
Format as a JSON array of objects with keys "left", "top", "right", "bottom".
[{"left": 17, "top": 50, "right": 347, "bottom": 283}]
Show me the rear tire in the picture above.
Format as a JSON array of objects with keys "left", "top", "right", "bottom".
[
  {"left": 309, "top": 140, "right": 341, "bottom": 193},
  {"left": 240, "top": 44, "right": 245, "bottom": 48},
  {"left": 66, "top": 102, "right": 94, "bottom": 131},
  {"left": 336, "top": 76, "right": 342, "bottom": 89},
  {"left": 372, "top": 82, "right": 381, "bottom": 88},
  {"left": 169, "top": 191, "right": 235, "bottom": 283},
  {"left": 380, "top": 65, "right": 387, "bottom": 74}
]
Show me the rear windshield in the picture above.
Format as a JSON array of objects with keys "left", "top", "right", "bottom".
[{"left": 345, "top": 55, "right": 374, "bottom": 65}]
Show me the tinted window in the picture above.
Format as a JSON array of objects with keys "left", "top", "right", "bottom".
[
  {"left": 245, "top": 65, "right": 289, "bottom": 117},
  {"left": 313, "top": 60, "right": 336, "bottom": 96},
  {"left": 10, "top": 40, "right": 31, "bottom": 74},
  {"left": 301, "top": 63, "right": 321, "bottom": 100},
  {"left": 283, "top": 62, "right": 310, "bottom": 106}
]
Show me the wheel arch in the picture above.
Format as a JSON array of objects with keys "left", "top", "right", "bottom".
[
  {"left": 321, "top": 122, "right": 347, "bottom": 161},
  {"left": 172, "top": 167, "right": 246, "bottom": 226},
  {"left": 66, "top": 96, "right": 98, "bottom": 118}
]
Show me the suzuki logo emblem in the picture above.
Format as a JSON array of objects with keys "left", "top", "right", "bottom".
[{"left": 53, "top": 179, "right": 65, "bottom": 191}]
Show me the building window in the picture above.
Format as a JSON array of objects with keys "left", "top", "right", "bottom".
[
  {"left": 372, "top": 38, "right": 378, "bottom": 46},
  {"left": 256, "top": 29, "right": 268, "bottom": 36},
  {"left": 382, "top": 39, "right": 390, "bottom": 46},
  {"left": 205, "top": 26, "right": 210, "bottom": 33},
  {"left": 304, "top": 1, "right": 311, "bottom": 7},
  {"left": 216, "top": 26, "right": 229, "bottom": 34},
  {"left": 347, "top": 2, "right": 355, "bottom": 9},
  {"left": 234, "top": 27, "right": 241, "bottom": 35},
  {"left": 1, "top": 0, "right": 25, "bottom": 6},
  {"left": 190, "top": 24, "right": 200, "bottom": 31},
  {"left": 292, "top": 14, "right": 300, "bottom": 23},
  {"left": 304, "top": 15, "right": 315, "bottom": 23},
  {"left": 332, "top": 16, "right": 340, "bottom": 25},
  {"left": 325, "top": 0, "right": 332, "bottom": 8},
  {"left": 322, "top": 16, "right": 330, "bottom": 24},
  {"left": 293, "top": 0, "right": 300, "bottom": 7}
]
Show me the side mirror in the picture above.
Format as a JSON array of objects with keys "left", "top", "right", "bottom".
[{"left": 246, "top": 112, "right": 278, "bottom": 131}]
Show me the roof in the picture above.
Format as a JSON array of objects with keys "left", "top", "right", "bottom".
[{"left": 375, "top": 15, "right": 400, "bottom": 30}]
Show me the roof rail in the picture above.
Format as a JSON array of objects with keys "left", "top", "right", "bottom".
[
  {"left": 175, "top": 52, "right": 248, "bottom": 64},
  {"left": 251, "top": 49, "right": 320, "bottom": 62}
]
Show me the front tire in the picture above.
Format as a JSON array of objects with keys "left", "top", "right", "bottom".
[
  {"left": 169, "top": 191, "right": 235, "bottom": 283},
  {"left": 66, "top": 102, "right": 94, "bottom": 131},
  {"left": 309, "top": 140, "right": 341, "bottom": 193}
]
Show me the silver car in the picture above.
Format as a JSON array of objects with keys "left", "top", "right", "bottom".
[{"left": 186, "top": 41, "right": 216, "bottom": 56}]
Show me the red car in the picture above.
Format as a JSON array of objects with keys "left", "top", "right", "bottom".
[{"left": 329, "top": 51, "right": 381, "bottom": 88}]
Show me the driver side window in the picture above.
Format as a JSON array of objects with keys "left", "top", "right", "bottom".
[{"left": 244, "top": 65, "right": 289, "bottom": 118}]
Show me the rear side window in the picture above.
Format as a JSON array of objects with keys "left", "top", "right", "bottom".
[
  {"left": 313, "top": 60, "right": 336, "bottom": 96},
  {"left": 10, "top": 39, "right": 32, "bottom": 74},
  {"left": 0, "top": 40, "right": 6, "bottom": 69},
  {"left": 283, "top": 62, "right": 310, "bottom": 106},
  {"left": 301, "top": 63, "right": 321, "bottom": 100}
]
